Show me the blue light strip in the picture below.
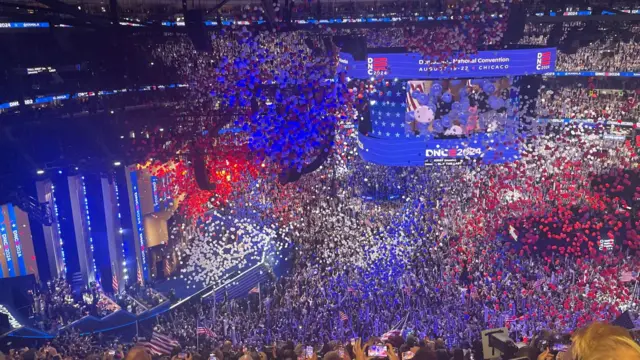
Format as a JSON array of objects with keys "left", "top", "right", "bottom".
[
  {"left": 0, "top": 83, "right": 188, "bottom": 111},
  {"left": 0, "top": 209, "right": 16, "bottom": 277},
  {"left": 34, "top": 94, "right": 69, "bottom": 104},
  {"left": 114, "top": 179, "right": 129, "bottom": 283},
  {"left": 0, "top": 22, "right": 50, "bottom": 28},
  {"left": 0, "top": 101, "right": 19, "bottom": 109},
  {"left": 1, "top": 8, "right": 639, "bottom": 33},
  {"left": 550, "top": 71, "right": 640, "bottom": 77},
  {"left": 151, "top": 176, "right": 160, "bottom": 212},
  {"left": 159, "top": 9, "right": 640, "bottom": 26},
  {"left": 51, "top": 184, "right": 66, "bottom": 273},
  {"left": 81, "top": 177, "right": 99, "bottom": 279},
  {"left": 129, "top": 171, "right": 148, "bottom": 280},
  {"left": 6, "top": 204, "right": 27, "bottom": 276}
]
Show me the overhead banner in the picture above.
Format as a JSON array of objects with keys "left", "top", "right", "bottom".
[{"left": 341, "top": 48, "right": 557, "bottom": 79}]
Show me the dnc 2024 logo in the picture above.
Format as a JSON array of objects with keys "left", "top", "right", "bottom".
[
  {"left": 367, "top": 57, "right": 389, "bottom": 76},
  {"left": 536, "top": 51, "right": 552, "bottom": 70},
  {"left": 425, "top": 147, "right": 483, "bottom": 158}
]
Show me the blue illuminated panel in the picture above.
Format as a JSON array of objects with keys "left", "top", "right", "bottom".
[
  {"left": 0, "top": 210, "right": 15, "bottom": 277},
  {"left": 0, "top": 22, "right": 50, "bottom": 28},
  {"left": 341, "top": 48, "right": 557, "bottom": 79},
  {"left": 151, "top": 176, "right": 160, "bottom": 212},
  {"left": 130, "top": 171, "right": 148, "bottom": 280},
  {"left": 6, "top": 205, "right": 27, "bottom": 276}
]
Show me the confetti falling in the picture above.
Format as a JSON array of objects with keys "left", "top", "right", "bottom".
[{"left": 128, "top": 18, "right": 640, "bottom": 346}]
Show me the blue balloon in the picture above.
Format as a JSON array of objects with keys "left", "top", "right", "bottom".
[
  {"left": 405, "top": 111, "right": 416, "bottom": 121},
  {"left": 450, "top": 79, "right": 463, "bottom": 86},
  {"left": 483, "top": 82, "right": 496, "bottom": 94},
  {"left": 412, "top": 91, "right": 423, "bottom": 99},
  {"left": 431, "top": 83, "right": 443, "bottom": 95},
  {"left": 458, "top": 88, "right": 468, "bottom": 99},
  {"left": 433, "top": 120, "right": 444, "bottom": 133},
  {"left": 441, "top": 92, "right": 453, "bottom": 103},
  {"left": 441, "top": 115, "right": 452, "bottom": 128},
  {"left": 471, "top": 79, "right": 484, "bottom": 86},
  {"left": 488, "top": 95, "right": 504, "bottom": 109},
  {"left": 417, "top": 93, "right": 430, "bottom": 105},
  {"left": 387, "top": 91, "right": 393, "bottom": 97},
  {"left": 452, "top": 101, "right": 462, "bottom": 112}
]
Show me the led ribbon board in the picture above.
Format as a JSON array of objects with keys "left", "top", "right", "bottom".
[{"left": 341, "top": 48, "right": 557, "bottom": 79}]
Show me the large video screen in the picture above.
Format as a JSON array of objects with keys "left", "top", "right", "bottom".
[
  {"left": 405, "top": 77, "right": 516, "bottom": 138},
  {"left": 363, "top": 76, "right": 522, "bottom": 166}
]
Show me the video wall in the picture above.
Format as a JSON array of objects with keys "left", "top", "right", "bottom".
[
  {"left": 362, "top": 76, "right": 521, "bottom": 166},
  {"left": 345, "top": 48, "right": 558, "bottom": 166},
  {"left": 405, "top": 77, "right": 516, "bottom": 137}
]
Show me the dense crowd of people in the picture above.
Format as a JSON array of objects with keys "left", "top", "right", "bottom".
[
  {"left": 556, "top": 25, "right": 640, "bottom": 72},
  {"left": 28, "top": 278, "right": 118, "bottom": 332},
  {"left": 537, "top": 83, "right": 639, "bottom": 121},
  {"left": 3, "top": 3, "right": 640, "bottom": 360},
  {"left": 518, "top": 22, "right": 640, "bottom": 72}
]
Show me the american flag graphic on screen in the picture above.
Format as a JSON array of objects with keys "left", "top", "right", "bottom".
[
  {"left": 369, "top": 81, "right": 412, "bottom": 138},
  {"left": 407, "top": 81, "right": 429, "bottom": 111}
]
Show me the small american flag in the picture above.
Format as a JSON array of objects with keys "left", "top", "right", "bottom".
[
  {"left": 112, "top": 274, "right": 119, "bottom": 294},
  {"left": 197, "top": 326, "right": 216, "bottom": 338},
  {"left": 339, "top": 311, "right": 348, "bottom": 321},
  {"left": 165, "top": 258, "right": 172, "bottom": 276},
  {"left": 137, "top": 266, "right": 143, "bottom": 284},
  {"left": 138, "top": 332, "right": 180, "bottom": 355},
  {"left": 505, "top": 315, "right": 523, "bottom": 327},
  {"left": 249, "top": 286, "right": 260, "bottom": 294},
  {"left": 381, "top": 329, "right": 401, "bottom": 341}
]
